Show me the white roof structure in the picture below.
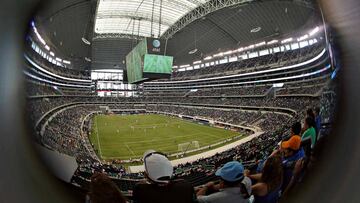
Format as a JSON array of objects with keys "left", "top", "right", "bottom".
[{"left": 94, "top": 0, "right": 209, "bottom": 37}]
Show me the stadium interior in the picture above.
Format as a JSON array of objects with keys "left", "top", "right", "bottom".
[{"left": 19, "top": 0, "right": 343, "bottom": 202}]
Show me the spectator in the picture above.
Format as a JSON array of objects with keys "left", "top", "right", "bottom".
[
  {"left": 306, "top": 108, "right": 315, "bottom": 120},
  {"left": 314, "top": 107, "right": 321, "bottom": 137},
  {"left": 133, "top": 150, "right": 195, "bottom": 203},
  {"left": 279, "top": 136, "right": 305, "bottom": 195},
  {"left": 87, "top": 172, "right": 127, "bottom": 203},
  {"left": 196, "top": 161, "right": 251, "bottom": 203},
  {"left": 245, "top": 155, "right": 283, "bottom": 203},
  {"left": 290, "top": 122, "right": 302, "bottom": 137},
  {"left": 301, "top": 117, "right": 317, "bottom": 149}
]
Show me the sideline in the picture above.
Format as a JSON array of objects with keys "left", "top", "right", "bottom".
[{"left": 129, "top": 130, "right": 263, "bottom": 173}]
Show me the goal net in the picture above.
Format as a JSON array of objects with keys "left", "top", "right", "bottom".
[{"left": 178, "top": 141, "right": 200, "bottom": 153}]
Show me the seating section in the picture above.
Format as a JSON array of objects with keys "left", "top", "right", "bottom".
[
  {"left": 26, "top": 82, "right": 61, "bottom": 96},
  {"left": 170, "top": 43, "right": 323, "bottom": 80},
  {"left": 25, "top": 43, "right": 90, "bottom": 80}
]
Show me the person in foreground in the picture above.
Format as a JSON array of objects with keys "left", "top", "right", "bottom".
[
  {"left": 245, "top": 155, "right": 283, "bottom": 203},
  {"left": 132, "top": 150, "right": 195, "bottom": 203},
  {"left": 87, "top": 172, "right": 127, "bottom": 203},
  {"left": 196, "top": 161, "right": 251, "bottom": 203},
  {"left": 278, "top": 135, "right": 305, "bottom": 195}
]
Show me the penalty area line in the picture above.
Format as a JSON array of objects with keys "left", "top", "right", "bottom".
[{"left": 125, "top": 143, "right": 136, "bottom": 156}]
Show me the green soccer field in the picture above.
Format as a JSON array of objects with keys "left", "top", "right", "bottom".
[{"left": 89, "top": 114, "right": 241, "bottom": 160}]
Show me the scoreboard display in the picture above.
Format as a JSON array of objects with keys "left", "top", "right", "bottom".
[
  {"left": 126, "top": 38, "right": 173, "bottom": 84},
  {"left": 143, "top": 54, "right": 173, "bottom": 74},
  {"left": 125, "top": 39, "right": 147, "bottom": 84}
]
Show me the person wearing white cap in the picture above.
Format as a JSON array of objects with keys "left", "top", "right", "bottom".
[
  {"left": 132, "top": 150, "right": 195, "bottom": 203},
  {"left": 142, "top": 150, "right": 173, "bottom": 183},
  {"left": 196, "top": 161, "right": 251, "bottom": 203}
]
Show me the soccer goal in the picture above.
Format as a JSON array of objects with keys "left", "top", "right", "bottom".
[{"left": 178, "top": 141, "right": 200, "bottom": 153}]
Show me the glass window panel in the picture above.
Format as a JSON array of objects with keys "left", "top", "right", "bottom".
[
  {"left": 299, "top": 41, "right": 309, "bottom": 48},
  {"left": 248, "top": 52, "right": 258, "bottom": 58},
  {"left": 94, "top": 0, "right": 210, "bottom": 37},
  {"left": 291, "top": 43, "right": 300, "bottom": 50},
  {"left": 259, "top": 49, "right": 269, "bottom": 56}
]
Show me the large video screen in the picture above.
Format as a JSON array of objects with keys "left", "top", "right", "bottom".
[
  {"left": 125, "top": 39, "right": 147, "bottom": 84},
  {"left": 143, "top": 54, "right": 173, "bottom": 74}
]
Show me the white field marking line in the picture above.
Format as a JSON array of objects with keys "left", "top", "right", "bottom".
[
  {"left": 100, "top": 131, "right": 229, "bottom": 147},
  {"left": 129, "top": 133, "right": 236, "bottom": 148},
  {"left": 95, "top": 116, "right": 103, "bottom": 158},
  {"left": 101, "top": 135, "right": 202, "bottom": 149},
  {"left": 99, "top": 129, "right": 235, "bottom": 147},
  {"left": 126, "top": 115, "right": 168, "bottom": 126},
  {"left": 191, "top": 127, "right": 239, "bottom": 144},
  {"left": 128, "top": 121, "right": 184, "bottom": 128},
  {"left": 205, "top": 132, "right": 239, "bottom": 141},
  {"left": 124, "top": 143, "right": 136, "bottom": 156},
  {"left": 115, "top": 121, "right": 184, "bottom": 130},
  {"left": 123, "top": 132, "right": 203, "bottom": 145},
  {"left": 97, "top": 132, "right": 200, "bottom": 145},
  {"left": 99, "top": 132, "right": 247, "bottom": 159}
]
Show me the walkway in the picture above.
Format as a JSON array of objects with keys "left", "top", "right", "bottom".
[{"left": 129, "top": 130, "right": 264, "bottom": 173}]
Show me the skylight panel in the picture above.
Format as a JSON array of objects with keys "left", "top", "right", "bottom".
[{"left": 94, "top": 0, "right": 209, "bottom": 37}]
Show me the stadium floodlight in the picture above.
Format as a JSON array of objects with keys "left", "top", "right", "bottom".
[
  {"left": 245, "top": 44, "right": 255, "bottom": 50},
  {"left": 179, "top": 64, "right": 190, "bottom": 68},
  {"left": 173, "top": 66, "right": 178, "bottom": 69},
  {"left": 255, "top": 41, "right": 266, "bottom": 47},
  {"left": 188, "top": 48, "right": 198, "bottom": 55},
  {"left": 273, "top": 83, "right": 284, "bottom": 88},
  {"left": 45, "top": 45, "right": 50, "bottom": 51},
  {"left": 63, "top": 60, "right": 71, "bottom": 64},
  {"left": 267, "top": 40, "right": 278, "bottom": 45},
  {"left": 55, "top": 57, "right": 62, "bottom": 62},
  {"left": 309, "top": 26, "right": 320, "bottom": 36},
  {"left": 33, "top": 27, "right": 46, "bottom": 45},
  {"left": 250, "top": 26, "right": 261, "bottom": 33},
  {"left": 223, "top": 50, "right": 233, "bottom": 55},
  {"left": 237, "top": 47, "right": 244, "bottom": 52},
  {"left": 193, "top": 60, "right": 202, "bottom": 64},
  {"left": 85, "top": 57, "right": 92, "bottom": 62},
  {"left": 281, "top": 38, "right": 293, "bottom": 44},
  {"left": 213, "top": 52, "right": 224, "bottom": 57},
  {"left": 50, "top": 51, "right": 55, "bottom": 56},
  {"left": 297, "top": 34, "right": 309, "bottom": 41},
  {"left": 204, "top": 56, "right": 212, "bottom": 60},
  {"left": 82, "top": 37, "right": 91, "bottom": 45}
]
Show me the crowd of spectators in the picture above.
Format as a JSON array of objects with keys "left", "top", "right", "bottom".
[
  {"left": 26, "top": 81, "right": 61, "bottom": 96},
  {"left": 169, "top": 43, "right": 324, "bottom": 81},
  {"left": 143, "top": 78, "right": 329, "bottom": 98},
  {"left": 25, "top": 44, "right": 91, "bottom": 80},
  {"left": 275, "top": 85, "right": 325, "bottom": 95},
  {"left": 147, "top": 105, "right": 291, "bottom": 131},
  {"left": 188, "top": 86, "right": 270, "bottom": 97},
  {"left": 41, "top": 106, "right": 98, "bottom": 158}
]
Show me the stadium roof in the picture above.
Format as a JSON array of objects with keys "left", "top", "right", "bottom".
[
  {"left": 94, "top": 0, "right": 210, "bottom": 37},
  {"left": 32, "top": 0, "right": 319, "bottom": 70}
]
